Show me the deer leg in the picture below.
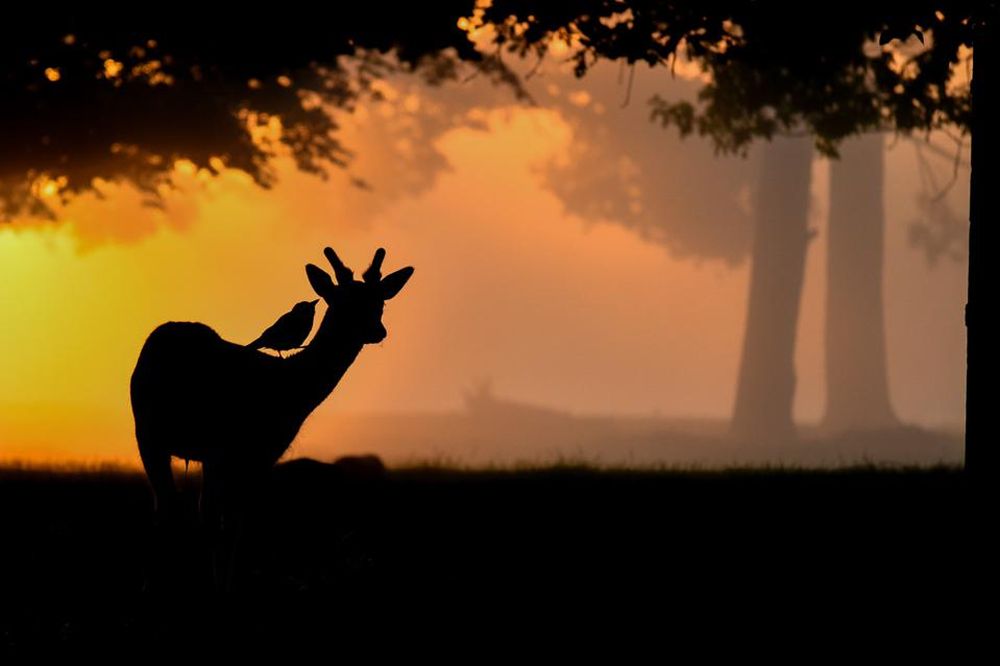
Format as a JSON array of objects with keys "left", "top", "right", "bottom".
[
  {"left": 219, "top": 463, "right": 265, "bottom": 593},
  {"left": 200, "top": 461, "right": 229, "bottom": 592},
  {"left": 137, "top": 433, "right": 180, "bottom": 594},
  {"left": 202, "top": 461, "right": 253, "bottom": 594},
  {"left": 201, "top": 459, "right": 269, "bottom": 594},
  {"left": 222, "top": 497, "right": 248, "bottom": 594},
  {"left": 137, "top": 434, "right": 177, "bottom": 522}
]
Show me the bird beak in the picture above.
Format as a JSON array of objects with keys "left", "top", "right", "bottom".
[{"left": 310, "top": 299, "right": 319, "bottom": 306}]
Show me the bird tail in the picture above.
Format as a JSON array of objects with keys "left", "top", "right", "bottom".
[{"left": 246, "top": 336, "right": 265, "bottom": 350}]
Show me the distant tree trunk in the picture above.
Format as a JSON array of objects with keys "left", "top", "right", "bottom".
[
  {"left": 822, "top": 133, "right": 898, "bottom": 432},
  {"left": 967, "top": 8, "right": 999, "bottom": 476},
  {"left": 731, "top": 137, "right": 813, "bottom": 442}
]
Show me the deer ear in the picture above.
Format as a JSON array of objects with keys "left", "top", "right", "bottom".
[
  {"left": 381, "top": 266, "right": 414, "bottom": 300},
  {"left": 306, "top": 264, "right": 335, "bottom": 299}
]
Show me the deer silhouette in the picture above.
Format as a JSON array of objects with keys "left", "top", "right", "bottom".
[{"left": 130, "top": 247, "right": 412, "bottom": 587}]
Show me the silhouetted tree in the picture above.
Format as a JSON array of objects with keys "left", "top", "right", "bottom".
[
  {"left": 730, "top": 137, "right": 813, "bottom": 441},
  {"left": 824, "top": 133, "right": 899, "bottom": 432},
  {"left": 512, "top": 61, "right": 810, "bottom": 442},
  {"left": 640, "top": 8, "right": 968, "bottom": 442},
  {"left": 479, "top": 1, "right": 991, "bottom": 473}
]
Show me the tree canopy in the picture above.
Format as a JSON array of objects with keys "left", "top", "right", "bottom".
[
  {"left": 3, "top": 3, "right": 981, "bottom": 221},
  {"left": 1, "top": 6, "right": 525, "bottom": 220},
  {"left": 477, "top": 2, "right": 978, "bottom": 153}
]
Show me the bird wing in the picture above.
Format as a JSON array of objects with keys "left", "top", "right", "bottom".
[
  {"left": 288, "top": 311, "right": 315, "bottom": 348},
  {"left": 247, "top": 310, "right": 297, "bottom": 350}
]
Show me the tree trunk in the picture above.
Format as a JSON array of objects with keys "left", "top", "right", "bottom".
[
  {"left": 822, "top": 133, "right": 898, "bottom": 432},
  {"left": 967, "top": 8, "right": 999, "bottom": 476},
  {"left": 731, "top": 137, "right": 813, "bottom": 442}
]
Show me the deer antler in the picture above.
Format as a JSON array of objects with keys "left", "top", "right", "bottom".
[
  {"left": 363, "top": 248, "right": 386, "bottom": 284},
  {"left": 324, "top": 247, "right": 355, "bottom": 284}
]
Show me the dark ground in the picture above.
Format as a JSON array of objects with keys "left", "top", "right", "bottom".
[{"left": 0, "top": 459, "right": 993, "bottom": 657}]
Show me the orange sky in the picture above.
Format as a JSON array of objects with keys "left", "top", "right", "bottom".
[{"left": 0, "top": 61, "right": 970, "bottom": 465}]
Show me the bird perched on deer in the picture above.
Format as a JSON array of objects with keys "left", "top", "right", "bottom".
[
  {"left": 130, "top": 246, "right": 413, "bottom": 590},
  {"left": 247, "top": 299, "right": 319, "bottom": 357}
]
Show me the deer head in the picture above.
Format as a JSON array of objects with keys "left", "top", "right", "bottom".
[{"left": 305, "top": 247, "right": 414, "bottom": 344}]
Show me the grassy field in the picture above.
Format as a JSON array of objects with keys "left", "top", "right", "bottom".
[{"left": 0, "top": 459, "right": 986, "bottom": 655}]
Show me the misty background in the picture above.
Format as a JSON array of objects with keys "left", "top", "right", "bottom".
[{"left": 0, "top": 53, "right": 968, "bottom": 467}]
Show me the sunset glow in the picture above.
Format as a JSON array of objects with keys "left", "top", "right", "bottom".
[
  {"left": 2, "top": 9, "right": 985, "bottom": 652},
  {"left": 0, "top": 60, "right": 969, "bottom": 467}
]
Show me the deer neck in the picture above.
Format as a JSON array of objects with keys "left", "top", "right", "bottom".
[{"left": 284, "top": 310, "right": 365, "bottom": 415}]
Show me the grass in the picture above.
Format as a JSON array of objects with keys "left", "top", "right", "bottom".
[{"left": 0, "top": 459, "right": 982, "bottom": 656}]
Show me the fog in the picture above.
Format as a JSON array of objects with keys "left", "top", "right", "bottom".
[{"left": 0, "top": 54, "right": 969, "bottom": 466}]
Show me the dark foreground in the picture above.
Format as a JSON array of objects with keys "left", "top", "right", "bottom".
[{"left": 0, "top": 460, "right": 993, "bottom": 656}]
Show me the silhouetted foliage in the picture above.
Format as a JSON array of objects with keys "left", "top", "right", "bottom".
[
  {"left": 5, "top": 5, "right": 976, "bottom": 220},
  {"left": 480, "top": 2, "right": 975, "bottom": 153},
  {"left": 1, "top": 7, "right": 525, "bottom": 220}
]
